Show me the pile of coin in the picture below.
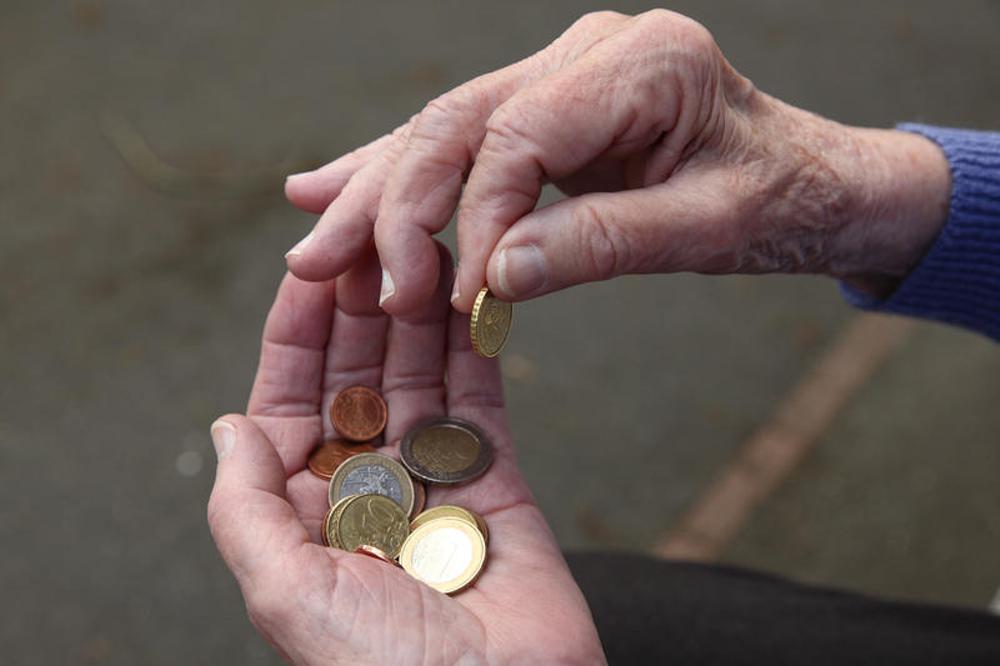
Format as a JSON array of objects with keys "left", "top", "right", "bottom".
[{"left": 308, "top": 384, "right": 499, "bottom": 595}]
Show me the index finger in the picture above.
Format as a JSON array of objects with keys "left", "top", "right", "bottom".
[
  {"left": 452, "top": 18, "right": 694, "bottom": 311},
  {"left": 372, "top": 59, "right": 539, "bottom": 315}
]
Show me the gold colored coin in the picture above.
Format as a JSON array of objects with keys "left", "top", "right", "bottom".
[
  {"left": 399, "top": 517, "right": 487, "bottom": 595},
  {"left": 325, "top": 495, "right": 355, "bottom": 549},
  {"left": 470, "top": 287, "right": 512, "bottom": 358},
  {"left": 410, "top": 505, "right": 489, "bottom": 545},
  {"left": 321, "top": 506, "right": 335, "bottom": 547},
  {"left": 335, "top": 493, "right": 410, "bottom": 559}
]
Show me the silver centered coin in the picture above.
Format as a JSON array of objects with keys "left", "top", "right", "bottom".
[
  {"left": 328, "top": 452, "right": 415, "bottom": 516},
  {"left": 399, "top": 417, "right": 494, "bottom": 485}
]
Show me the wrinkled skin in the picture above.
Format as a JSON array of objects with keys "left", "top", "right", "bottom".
[
  {"left": 284, "top": 9, "right": 949, "bottom": 313},
  {"left": 207, "top": 246, "right": 606, "bottom": 665}
]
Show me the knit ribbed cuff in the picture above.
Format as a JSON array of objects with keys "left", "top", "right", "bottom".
[{"left": 841, "top": 124, "right": 1000, "bottom": 340}]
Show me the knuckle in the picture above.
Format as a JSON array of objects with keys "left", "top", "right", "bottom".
[
  {"left": 418, "top": 85, "right": 486, "bottom": 135},
  {"left": 573, "top": 202, "right": 630, "bottom": 280},
  {"left": 391, "top": 120, "right": 413, "bottom": 140},
  {"left": 569, "top": 10, "right": 626, "bottom": 33},
  {"left": 483, "top": 100, "right": 533, "bottom": 150},
  {"left": 633, "top": 9, "right": 715, "bottom": 52}
]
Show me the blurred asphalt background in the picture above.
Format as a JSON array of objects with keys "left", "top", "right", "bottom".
[{"left": 2, "top": 1, "right": 999, "bottom": 663}]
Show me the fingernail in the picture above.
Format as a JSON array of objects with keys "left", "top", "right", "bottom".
[
  {"left": 379, "top": 267, "right": 396, "bottom": 306},
  {"left": 285, "top": 172, "right": 308, "bottom": 186},
  {"left": 285, "top": 231, "right": 314, "bottom": 258},
  {"left": 450, "top": 277, "right": 461, "bottom": 304},
  {"left": 497, "top": 245, "right": 547, "bottom": 297},
  {"left": 210, "top": 419, "right": 236, "bottom": 460}
]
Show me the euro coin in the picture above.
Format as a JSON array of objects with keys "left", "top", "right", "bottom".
[
  {"left": 328, "top": 452, "right": 415, "bottom": 516},
  {"left": 400, "top": 417, "right": 493, "bottom": 485},
  {"left": 321, "top": 506, "right": 335, "bottom": 547},
  {"left": 410, "top": 505, "right": 488, "bottom": 545},
  {"left": 399, "top": 517, "right": 487, "bottom": 595},
  {"left": 307, "top": 439, "right": 376, "bottom": 480},
  {"left": 470, "top": 287, "right": 512, "bottom": 358},
  {"left": 411, "top": 480, "right": 427, "bottom": 520},
  {"left": 325, "top": 495, "right": 355, "bottom": 549},
  {"left": 329, "top": 385, "right": 388, "bottom": 442},
  {"left": 336, "top": 494, "right": 409, "bottom": 559}
]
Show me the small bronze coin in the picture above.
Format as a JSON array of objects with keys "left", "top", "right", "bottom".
[
  {"left": 470, "top": 287, "right": 512, "bottom": 358},
  {"left": 329, "top": 385, "right": 388, "bottom": 442},
  {"left": 307, "top": 439, "right": 376, "bottom": 480},
  {"left": 400, "top": 417, "right": 494, "bottom": 485},
  {"left": 336, "top": 494, "right": 409, "bottom": 559},
  {"left": 354, "top": 544, "right": 399, "bottom": 566}
]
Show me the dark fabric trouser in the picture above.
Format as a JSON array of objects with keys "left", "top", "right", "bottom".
[{"left": 565, "top": 552, "right": 1000, "bottom": 665}]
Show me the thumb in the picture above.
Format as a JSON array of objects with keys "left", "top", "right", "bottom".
[
  {"left": 207, "top": 415, "right": 309, "bottom": 586},
  {"left": 486, "top": 179, "right": 733, "bottom": 300}
]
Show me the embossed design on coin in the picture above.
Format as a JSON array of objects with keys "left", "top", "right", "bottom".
[
  {"left": 336, "top": 494, "right": 409, "bottom": 559},
  {"left": 470, "top": 287, "right": 512, "bottom": 358},
  {"left": 400, "top": 417, "right": 493, "bottom": 485},
  {"left": 328, "top": 452, "right": 415, "bottom": 516},
  {"left": 308, "top": 439, "right": 376, "bottom": 480},
  {"left": 399, "top": 517, "right": 487, "bottom": 594},
  {"left": 329, "top": 385, "right": 388, "bottom": 442}
]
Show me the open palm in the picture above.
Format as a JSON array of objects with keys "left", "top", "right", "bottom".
[{"left": 207, "top": 244, "right": 604, "bottom": 665}]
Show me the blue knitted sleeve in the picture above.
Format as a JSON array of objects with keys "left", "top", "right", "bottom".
[{"left": 841, "top": 124, "right": 1000, "bottom": 340}]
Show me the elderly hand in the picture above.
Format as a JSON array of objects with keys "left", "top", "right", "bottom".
[
  {"left": 207, "top": 246, "right": 605, "bottom": 665},
  {"left": 284, "top": 9, "right": 949, "bottom": 310}
]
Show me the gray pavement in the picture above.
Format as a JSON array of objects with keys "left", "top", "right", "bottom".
[{"left": 2, "top": 1, "right": 998, "bottom": 663}]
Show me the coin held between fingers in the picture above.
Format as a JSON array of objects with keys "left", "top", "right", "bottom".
[{"left": 470, "top": 287, "right": 513, "bottom": 357}]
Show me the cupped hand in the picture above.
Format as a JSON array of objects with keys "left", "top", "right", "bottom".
[
  {"left": 207, "top": 246, "right": 605, "bottom": 665},
  {"left": 284, "top": 9, "right": 949, "bottom": 311}
]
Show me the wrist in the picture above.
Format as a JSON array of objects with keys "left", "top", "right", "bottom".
[{"left": 826, "top": 126, "right": 951, "bottom": 296}]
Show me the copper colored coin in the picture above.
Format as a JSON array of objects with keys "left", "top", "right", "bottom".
[
  {"left": 307, "top": 439, "right": 376, "bottom": 480},
  {"left": 354, "top": 544, "right": 399, "bottom": 566},
  {"left": 330, "top": 386, "right": 388, "bottom": 442}
]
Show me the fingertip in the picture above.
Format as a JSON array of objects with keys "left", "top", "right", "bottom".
[
  {"left": 378, "top": 267, "right": 396, "bottom": 308},
  {"left": 284, "top": 229, "right": 357, "bottom": 283},
  {"left": 284, "top": 172, "right": 335, "bottom": 214},
  {"left": 373, "top": 230, "right": 442, "bottom": 317},
  {"left": 486, "top": 244, "right": 549, "bottom": 301},
  {"left": 210, "top": 416, "right": 239, "bottom": 460},
  {"left": 285, "top": 253, "right": 338, "bottom": 283},
  {"left": 378, "top": 261, "right": 441, "bottom": 317},
  {"left": 284, "top": 230, "right": 315, "bottom": 260}
]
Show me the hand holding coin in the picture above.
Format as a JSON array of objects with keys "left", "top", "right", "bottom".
[{"left": 207, "top": 247, "right": 604, "bottom": 664}]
